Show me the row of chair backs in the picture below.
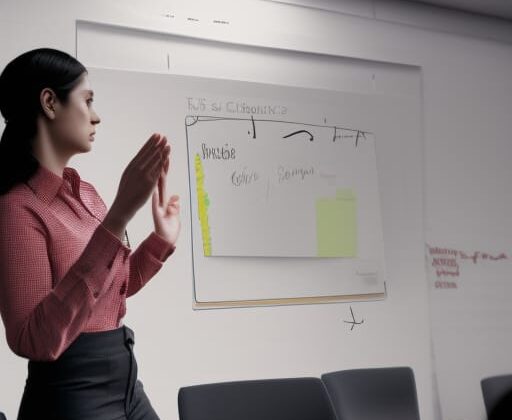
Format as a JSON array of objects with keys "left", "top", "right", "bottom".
[
  {"left": 178, "top": 366, "right": 421, "bottom": 420},
  {"left": 3, "top": 369, "right": 509, "bottom": 419}
]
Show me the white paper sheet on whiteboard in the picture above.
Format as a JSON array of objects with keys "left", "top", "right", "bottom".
[{"left": 186, "top": 115, "right": 382, "bottom": 259}]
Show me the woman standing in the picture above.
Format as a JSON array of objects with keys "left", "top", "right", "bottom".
[{"left": 0, "top": 48, "right": 181, "bottom": 419}]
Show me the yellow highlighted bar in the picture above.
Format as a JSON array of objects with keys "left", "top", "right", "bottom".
[{"left": 194, "top": 154, "right": 212, "bottom": 256}]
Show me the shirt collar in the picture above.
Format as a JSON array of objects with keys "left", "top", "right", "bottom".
[{"left": 26, "top": 164, "right": 81, "bottom": 205}]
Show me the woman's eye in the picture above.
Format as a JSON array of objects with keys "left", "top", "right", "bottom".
[{"left": 86, "top": 98, "right": 93, "bottom": 106}]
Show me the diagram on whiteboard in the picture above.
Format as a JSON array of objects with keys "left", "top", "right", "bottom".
[{"left": 186, "top": 115, "right": 383, "bottom": 259}]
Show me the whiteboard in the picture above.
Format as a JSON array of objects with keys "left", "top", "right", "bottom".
[{"left": 86, "top": 68, "right": 391, "bottom": 308}]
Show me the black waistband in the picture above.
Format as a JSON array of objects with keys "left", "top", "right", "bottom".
[
  {"left": 29, "top": 325, "right": 134, "bottom": 366},
  {"left": 64, "top": 325, "right": 134, "bottom": 357}
]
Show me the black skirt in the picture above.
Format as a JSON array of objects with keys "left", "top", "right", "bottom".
[{"left": 17, "top": 325, "right": 159, "bottom": 420}]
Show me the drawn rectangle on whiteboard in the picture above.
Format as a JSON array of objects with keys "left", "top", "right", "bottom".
[{"left": 186, "top": 117, "right": 382, "bottom": 259}]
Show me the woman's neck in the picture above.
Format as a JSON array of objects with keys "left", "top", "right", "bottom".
[{"left": 32, "top": 121, "right": 70, "bottom": 178}]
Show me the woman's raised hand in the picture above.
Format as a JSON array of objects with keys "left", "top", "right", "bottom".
[{"left": 103, "top": 133, "right": 170, "bottom": 240}]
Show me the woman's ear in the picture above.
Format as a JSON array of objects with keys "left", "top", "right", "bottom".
[{"left": 40, "top": 88, "right": 57, "bottom": 120}]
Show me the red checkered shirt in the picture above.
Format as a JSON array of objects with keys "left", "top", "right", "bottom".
[{"left": 0, "top": 164, "right": 175, "bottom": 361}]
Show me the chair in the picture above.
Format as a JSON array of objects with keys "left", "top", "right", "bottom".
[
  {"left": 481, "top": 374, "right": 512, "bottom": 419},
  {"left": 321, "top": 367, "right": 420, "bottom": 420},
  {"left": 0, "top": 412, "right": 6, "bottom": 420},
  {"left": 178, "top": 377, "right": 338, "bottom": 420}
]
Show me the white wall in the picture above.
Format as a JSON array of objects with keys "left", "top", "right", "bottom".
[{"left": 1, "top": 1, "right": 512, "bottom": 420}]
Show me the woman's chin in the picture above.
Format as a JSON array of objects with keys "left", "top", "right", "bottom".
[{"left": 73, "top": 143, "right": 93, "bottom": 155}]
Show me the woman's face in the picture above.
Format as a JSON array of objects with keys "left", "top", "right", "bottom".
[{"left": 50, "top": 73, "right": 100, "bottom": 156}]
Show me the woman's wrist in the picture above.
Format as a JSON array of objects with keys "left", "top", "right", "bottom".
[
  {"left": 153, "top": 229, "right": 175, "bottom": 247},
  {"left": 102, "top": 202, "right": 131, "bottom": 242},
  {"left": 148, "top": 230, "right": 176, "bottom": 260}
]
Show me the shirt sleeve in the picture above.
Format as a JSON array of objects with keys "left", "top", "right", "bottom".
[
  {"left": 0, "top": 202, "right": 129, "bottom": 361},
  {"left": 126, "top": 231, "right": 175, "bottom": 297}
]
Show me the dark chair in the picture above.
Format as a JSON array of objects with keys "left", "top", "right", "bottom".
[
  {"left": 0, "top": 412, "right": 6, "bottom": 420},
  {"left": 321, "top": 367, "right": 420, "bottom": 420},
  {"left": 178, "top": 377, "right": 338, "bottom": 420},
  {"left": 481, "top": 374, "right": 512, "bottom": 420}
]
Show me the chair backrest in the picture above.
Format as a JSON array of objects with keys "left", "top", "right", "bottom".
[
  {"left": 321, "top": 367, "right": 420, "bottom": 420},
  {"left": 0, "top": 412, "right": 6, "bottom": 420},
  {"left": 481, "top": 374, "right": 512, "bottom": 418},
  {"left": 178, "top": 377, "right": 338, "bottom": 420}
]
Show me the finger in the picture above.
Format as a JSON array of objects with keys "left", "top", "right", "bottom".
[
  {"left": 131, "top": 133, "right": 160, "bottom": 167},
  {"left": 152, "top": 187, "right": 158, "bottom": 211},
  {"left": 138, "top": 134, "right": 165, "bottom": 161},
  {"left": 160, "top": 146, "right": 171, "bottom": 175},
  {"left": 140, "top": 141, "right": 167, "bottom": 171},
  {"left": 131, "top": 139, "right": 162, "bottom": 173},
  {"left": 143, "top": 133, "right": 160, "bottom": 151},
  {"left": 162, "top": 140, "right": 171, "bottom": 173},
  {"left": 168, "top": 196, "right": 180, "bottom": 213},
  {"left": 164, "top": 154, "right": 170, "bottom": 174},
  {"left": 142, "top": 140, "right": 168, "bottom": 183},
  {"left": 164, "top": 136, "right": 171, "bottom": 164},
  {"left": 162, "top": 144, "right": 170, "bottom": 161},
  {"left": 147, "top": 152, "right": 166, "bottom": 181},
  {"left": 158, "top": 171, "right": 165, "bottom": 207},
  {"left": 160, "top": 168, "right": 167, "bottom": 201},
  {"left": 168, "top": 201, "right": 179, "bottom": 214}
]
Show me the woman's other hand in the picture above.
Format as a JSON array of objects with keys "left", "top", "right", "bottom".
[{"left": 151, "top": 145, "right": 181, "bottom": 246}]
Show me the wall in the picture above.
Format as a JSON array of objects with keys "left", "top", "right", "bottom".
[{"left": 1, "top": 1, "right": 512, "bottom": 419}]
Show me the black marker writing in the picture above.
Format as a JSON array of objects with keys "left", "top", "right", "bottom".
[
  {"left": 283, "top": 130, "right": 314, "bottom": 142},
  {"left": 202, "top": 143, "right": 236, "bottom": 160}
]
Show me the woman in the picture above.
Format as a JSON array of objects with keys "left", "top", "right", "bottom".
[{"left": 0, "top": 48, "right": 181, "bottom": 419}]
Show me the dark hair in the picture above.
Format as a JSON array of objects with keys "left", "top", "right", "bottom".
[{"left": 0, "top": 48, "right": 87, "bottom": 195}]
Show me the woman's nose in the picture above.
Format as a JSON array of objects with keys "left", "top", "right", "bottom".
[{"left": 92, "top": 111, "right": 101, "bottom": 125}]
